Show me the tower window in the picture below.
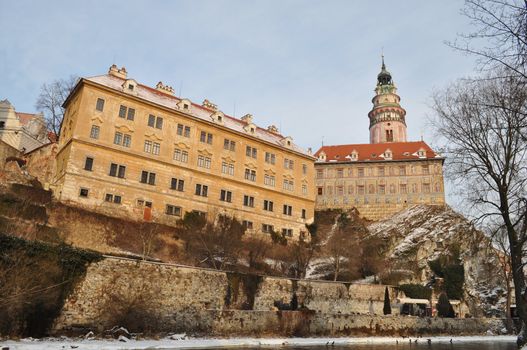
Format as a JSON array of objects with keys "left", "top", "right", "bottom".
[{"left": 386, "top": 130, "right": 394, "bottom": 142}]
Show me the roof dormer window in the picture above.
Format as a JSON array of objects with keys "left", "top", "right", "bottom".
[
  {"left": 177, "top": 99, "right": 192, "bottom": 112},
  {"left": 384, "top": 149, "right": 393, "bottom": 160},
  {"left": 122, "top": 79, "right": 138, "bottom": 95}
]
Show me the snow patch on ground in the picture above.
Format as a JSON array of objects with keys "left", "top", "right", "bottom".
[{"left": 0, "top": 335, "right": 516, "bottom": 349}]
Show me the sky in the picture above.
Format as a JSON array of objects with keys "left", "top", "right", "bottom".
[{"left": 0, "top": 0, "right": 478, "bottom": 204}]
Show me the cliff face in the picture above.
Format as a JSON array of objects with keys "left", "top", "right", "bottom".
[
  {"left": 309, "top": 205, "right": 508, "bottom": 317},
  {"left": 367, "top": 205, "right": 507, "bottom": 317}
]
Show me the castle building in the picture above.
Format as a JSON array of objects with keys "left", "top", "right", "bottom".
[
  {"left": 314, "top": 59, "right": 445, "bottom": 220},
  {"left": 0, "top": 99, "right": 49, "bottom": 153},
  {"left": 52, "top": 65, "right": 315, "bottom": 238}
]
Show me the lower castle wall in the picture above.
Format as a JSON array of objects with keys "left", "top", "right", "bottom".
[{"left": 53, "top": 257, "right": 503, "bottom": 336}]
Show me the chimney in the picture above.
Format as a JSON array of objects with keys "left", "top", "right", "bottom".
[
  {"left": 267, "top": 125, "right": 279, "bottom": 134},
  {"left": 241, "top": 114, "right": 253, "bottom": 124},
  {"left": 108, "top": 64, "right": 127, "bottom": 79},
  {"left": 156, "top": 81, "right": 175, "bottom": 95},
  {"left": 202, "top": 99, "right": 218, "bottom": 110}
]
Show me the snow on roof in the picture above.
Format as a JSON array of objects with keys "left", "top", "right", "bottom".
[{"left": 85, "top": 74, "right": 311, "bottom": 157}]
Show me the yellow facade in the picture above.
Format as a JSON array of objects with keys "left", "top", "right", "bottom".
[
  {"left": 314, "top": 159, "right": 445, "bottom": 220},
  {"left": 53, "top": 66, "right": 315, "bottom": 238}
]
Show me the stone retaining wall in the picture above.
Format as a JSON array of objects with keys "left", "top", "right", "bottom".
[{"left": 53, "top": 257, "right": 502, "bottom": 336}]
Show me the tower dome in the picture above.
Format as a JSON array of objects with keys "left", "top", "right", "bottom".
[
  {"left": 368, "top": 56, "right": 407, "bottom": 144},
  {"left": 377, "top": 57, "right": 392, "bottom": 85}
]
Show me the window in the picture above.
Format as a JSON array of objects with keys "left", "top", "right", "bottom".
[
  {"left": 166, "top": 205, "right": 182, "bottom": 216},
  {"left": 147, "top": 114, "right": 163, "bottom": 129},
  {"left": 283, "top": 204, "right": 292, "bottom": 216},
  {"left": 177, "top": 124, "right": 191, "bottom": 137},
  {"left": 173, "top": 148, "right": 189, "bottom": 163},
  {"left": 109, "top": 163, "right": 126, "bottom": 178},
  {"left": 284, "top": 158, "right": 294, "bottom": 170},
  {"left": 282, "top": 228, "right": 293, "bottom": 237},
  {"left": 386, "top": 129, "right": 394, "bottom": 142},
  {"left": 137, "top": 200, "right": 153, "bottom": 208},
  {"left": 222, "top": 162, "right": 234, "bottom": 176},
  {"left": 283, "top": 179, "right": 294, "bottom": 191},
  {"left": 337, "top": 185, "right": 344, "bottom": 195},
  {"left": 0, "top": 121, "right": 5, "bottom": 128},
  {"left": 118, "top": 105, "right": 135, "bottom": 120},
  {"left": 358, "top": 168, "right": 364, "bottom": 177},
  {"left": 90, "top": 125, "right": 100, "bottom": 139},
  {"left": 200, "top": 131, "right": 213, "bottom": 144},
  {"left": 223, "top": 139, "right": 236, "bottom": 151},
  {"left": 242, "top": 220, "right": 253, "bottom": 230},
  {"left": 195, "top": 184, "right": 208, "bottom": 197},
  {"left": 422, "top": 165, "right": 430, "bottom": 175},
  {"left": 79, "top": 188, "right": 89, "bottom": 197},
  {"left": 170, "top": 178, "right": 185, "bottom": 191},
  {"left": 114, "top": 132, "right": 122, "bottom": 145},
  {"left": 302, "top": 164, "right": 308, "bottom": 175},
  {"left": 96, "top": 98, "right": 105, "bottom": 111},
  {"left": 246, "top": 146, "right": 257, "bottom": 158},
  {"left": 262, "top": 224, "right": 274, "bottom": 234},
  {"left": 243, "top": 195, "right": 255, "bottom": 207},
  {"left": 105, "top": 193, "right": 121, "bottom": 204},
  {"left": 264, "top": 174, "right": 275, "bottom": 187},
  {"left": 244, "top": 168, "right": 256, "bottom": 182},
  {"left": 399, "top": 166, "right": 406, "bottom": 175},
  {"left": 316, "top": 169, "right": 324, "bottom": 178},
  {"left": 123, "top": 134, "right": 131, "bottom": 147},
  {"left": 337, "top": 169, "right": 344, "bottom": 178},
  {"left": 317, "top": 187, "right": 323, "bottom": 195},
  {"left": 301, "top": 209, "right": 306, "bottom": 219},
  {"left": 84, "top": 157, "right": 93, "bottom": 171},
  {"left": 152, "top": 142, "right": 160, "bottom": 155},
  {"left": 265, "top": 152, "right": 276, "bottom": 164},
  {"left": 378, "top": 167, "right": 385, "bottom": 176},
  {"left": 379, "top": 185, "right": 386, "bottom": 194},
  {"left": 357, "top": 185, "right": 365, "bottom": 195},
  {"left": 197, "top": 155, "right": 211, "bottom": 169},
  {"left": 140, "top": 171, "right": 156, "bottom": 185},
  {"left": 263, "top": 200, "right": 274, "bottom": 212},
  {"left": 220, "top": 189, "right": 232, "bottom": 202},
  {"left": 119, "top": 105, "right": 126, "bottom": 118},
  {"left": 400, "top": 184, "right": 407, "bottom": 194},
  {"left": 144, "top": 140, "right": 152, "bottom": 153},
  {"left": 423, "top": 183, "right": 431, "bottom": 193},
  {"left": 114, "top": 132, "right": 131, "bottom": 147}
]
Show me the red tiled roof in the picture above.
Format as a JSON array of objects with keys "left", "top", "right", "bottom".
[
  {"left": 314, "top": 141, "right": 441, "bottom": 163},
  {"left": 15, "top": 112, "right": 38, "bottom": 126}
]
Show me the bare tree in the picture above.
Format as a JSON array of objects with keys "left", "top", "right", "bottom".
[
  {"left": 35, "top": 76, "right": 78, "bottom": 138},
  {"left": 488, "top": 226, "right": 514, "bottom": 331},
  {"left": 325, "top": 213, "right": 361, "bottom": 281},
  {"left": 449, "top": 0, "right": 527, "bottom": 80},
  {"left": 432, "top": 71, "right": 527, "bottom": 345}
]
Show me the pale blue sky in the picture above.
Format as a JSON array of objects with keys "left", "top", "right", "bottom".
[{"left": 0, "top": 0, "right": 476, "bottom": 151}]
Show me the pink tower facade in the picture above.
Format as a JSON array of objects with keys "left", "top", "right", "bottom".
[{"left": 368, "top": 58, "right": 407, "bottom": 144}]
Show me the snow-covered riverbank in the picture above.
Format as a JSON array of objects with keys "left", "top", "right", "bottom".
[{"left": 0, "top": 335, "right": 516, "bottom": 349}]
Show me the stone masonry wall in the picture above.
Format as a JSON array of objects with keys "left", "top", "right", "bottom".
[{"left": 53, "top": 257, "right": 502, "bottom": 336}]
